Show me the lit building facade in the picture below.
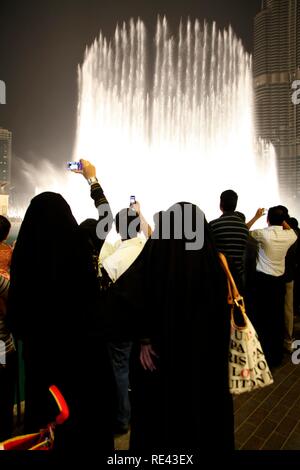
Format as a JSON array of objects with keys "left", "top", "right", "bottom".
[
  {"left": 254, "top": 0, "right": 300, "bottom": 211},
  {"left": 0, "top": 127, "right": 12, "bottom": 214}
]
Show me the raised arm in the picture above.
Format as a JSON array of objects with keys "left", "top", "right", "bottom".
[
  {"left": 246, "top": 208, "right": 266, "bottom": 229},
  {"left": 132, "top": 201, "right": 153, "bottom": 238},
  {"left": 74, "top": 159, "right": 114, "bottom": 249}
]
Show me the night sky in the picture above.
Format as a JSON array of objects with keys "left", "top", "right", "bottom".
[{"left": 0, "top": 0, "right": 261, "bottom": 180}]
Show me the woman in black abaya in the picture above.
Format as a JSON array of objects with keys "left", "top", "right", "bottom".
[
  {"left": 7, "top": 190, "right": 114, "bottom": 452},
  {"left": 130, "top": 202, "right": 234, "bottom": 455}
]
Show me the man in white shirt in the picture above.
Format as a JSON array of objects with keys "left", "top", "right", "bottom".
[
  {"left": 248, "top": 206, "right": 297, "bottom": 367},
  {"left": 100, "top": 202, "right": 152, "bottom": 435}
]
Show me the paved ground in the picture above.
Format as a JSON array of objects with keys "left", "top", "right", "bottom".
[
  {"left": 116, "top": 360, "right": 300, "bottom": 452},
  {"left": 234, "top": 348, "right": 300, "bottom": 450},
  {"left": 12, "top": 319, "right": 300, "bottom": 453},
  {"left": 116, "top": 319, "right": 300, "bottom": 452}
]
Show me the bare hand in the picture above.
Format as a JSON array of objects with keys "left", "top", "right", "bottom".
[
  {"left": 140, "top": 344, "right": 158, "bottom": 371},
  {"left": 72, "top": 159, "right": 97, "bottom": 180},
  {"left": 255, "top": 208, "right": 266, "bottom": 218},
  {"left": 282, "top": 220, "right": 291, "bottom": 230},
  {"left": 132, "top": 201, "right": 141, "bottom": 214}
]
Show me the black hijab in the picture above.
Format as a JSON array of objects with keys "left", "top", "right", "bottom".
[{"left": 141, "top": 201, "right": 229, "bottom": 347}]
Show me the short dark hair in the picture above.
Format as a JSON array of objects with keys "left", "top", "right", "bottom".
[
  {"left": 220, "top": 190, "right": 238, "bottom": 212},
  {"left": 115, "top": 208, "right": 140, "bottom": 239},
  {"left": 289, "top": 217, "right": 299, "bottom": 231},
  {"left": 267, "top": 206, "right": 286, "bottom": 226},
  {"left": 0, "top": 216, "right": 11, "bottom": 242},
  {"left": 276, "top": 205, "right": 289, "bottom": 219}
]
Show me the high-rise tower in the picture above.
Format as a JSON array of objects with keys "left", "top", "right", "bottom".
[{"left": 254, "top": 0, "right": 300, "bottom": 211}]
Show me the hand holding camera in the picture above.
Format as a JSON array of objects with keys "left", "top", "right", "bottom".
[
  {"left": 255, "top": 208, "right": 266, "bottom": 218},
  {"left": 67, "top": 159, "right": 97, "bottom": 182},
  {"left": 130, "top": 196, "right": 141, "bottom": 215},
  {"left": 67, "top": 161, "right": 83, "bottom": 171}
]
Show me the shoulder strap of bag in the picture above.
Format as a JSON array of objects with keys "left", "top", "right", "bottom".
[
  {"left": 218, "top": 252, "right": 242, "bottom": 304},
  {"left": 218, "top": 252, "right": 247, "bottom": 328}
]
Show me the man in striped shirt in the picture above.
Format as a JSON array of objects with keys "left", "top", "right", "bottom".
[{"left": 209, "top": 190, "right": 249, "bottom": 291}]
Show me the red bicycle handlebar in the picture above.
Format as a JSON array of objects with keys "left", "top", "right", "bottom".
[
  {"left": 0, "top": 385, "right": 70, "bottom": 450},
  {"left": 49, "top": 385, "right": 70, "bottom": 425}
]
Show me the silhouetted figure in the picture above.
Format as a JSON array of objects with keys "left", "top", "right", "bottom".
[
  {"left": 7, "top": 160, "right": 115, "bottom": 456},
  {"left": 289, "top": 218, "right": 300, "bottom": 317},
  {"left": 101, "top": 202, "right": 151, "bottom": 435},
  {"left": 130, "top": 202, "right": 234, "bottom": 456}
]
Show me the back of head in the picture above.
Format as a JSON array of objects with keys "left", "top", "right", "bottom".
[
  {"left": 0, "top": 215, "right": 11, "bottom": 242},
  {"left": 144, "top": 201, "right": 228, "bottom": 359},
  {"left": 8, "top": 192, "right": 95, "bottom": 337},
  {"left": 155, "top": 201, "right": 204, "bottom": 244},
  {"left": 14, "top": 192, "right": 78, "bottom": 256},
  {"left": 151, "top": 201, "right": 214, "bottom": 254},
  {"left": 220, "top": 190, "right": 238, "bottom": 212},
  {"left": 79, "top": 218, "right": 101, "bottom": 252},
  {"left": 267, "top": 206, "right": 286, "bottom": 226},
  {"left": 115, "top": 208, "right": 140, "bottom": 240},
  {"left": 289, "top": 217, "right": 299, "bottom": 232},
  {"left": 277, "top": 205, "right": 289, "bottom": 219},
  {"left": 11, "top": 192, "right": 79, "bottom": 290}
]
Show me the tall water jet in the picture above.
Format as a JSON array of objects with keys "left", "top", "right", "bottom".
[
  {"left": 72, "top": 17, "right": 279, "bottom": 225},
  {"left": 14, "top": 18, "right": 279, "bottom": 227}
]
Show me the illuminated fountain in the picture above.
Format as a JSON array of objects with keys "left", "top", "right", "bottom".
[
  {"left": 17, "top": 18, "right": 280, "bottom": 227},
  {"left": 72, "top": 17, "right": 279, "bottom": 225}
]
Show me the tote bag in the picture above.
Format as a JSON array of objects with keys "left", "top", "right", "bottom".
[{"left": 219, "top": 253, "right": 274, "bottom": 395}]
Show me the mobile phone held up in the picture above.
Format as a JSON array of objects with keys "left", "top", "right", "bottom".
[
  {"left": 67, "top": 161, "right": 83, "bottom": 171},
  {"left": 130, "top": 195, "right": 136, "bottom": 207}
]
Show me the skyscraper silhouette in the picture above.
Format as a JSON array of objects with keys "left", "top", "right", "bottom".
[{"left": 254, "top": 0, "right": 300, "bottom": 212}]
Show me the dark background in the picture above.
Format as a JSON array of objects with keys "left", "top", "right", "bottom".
[{"left": 0, "top": 0, "right": 261, "bottom": 172}]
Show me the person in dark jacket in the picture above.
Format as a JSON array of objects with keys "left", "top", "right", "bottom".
[{"left": 289, "top": 218, "right": 300, "bottom": 317}]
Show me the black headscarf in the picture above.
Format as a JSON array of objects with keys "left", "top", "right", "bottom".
[
  {"left": 140, "top": 201, "right": 229, "bottom": 362},
  {"left": 7, "top": 192, "right": 98, "bottom": 340}
]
